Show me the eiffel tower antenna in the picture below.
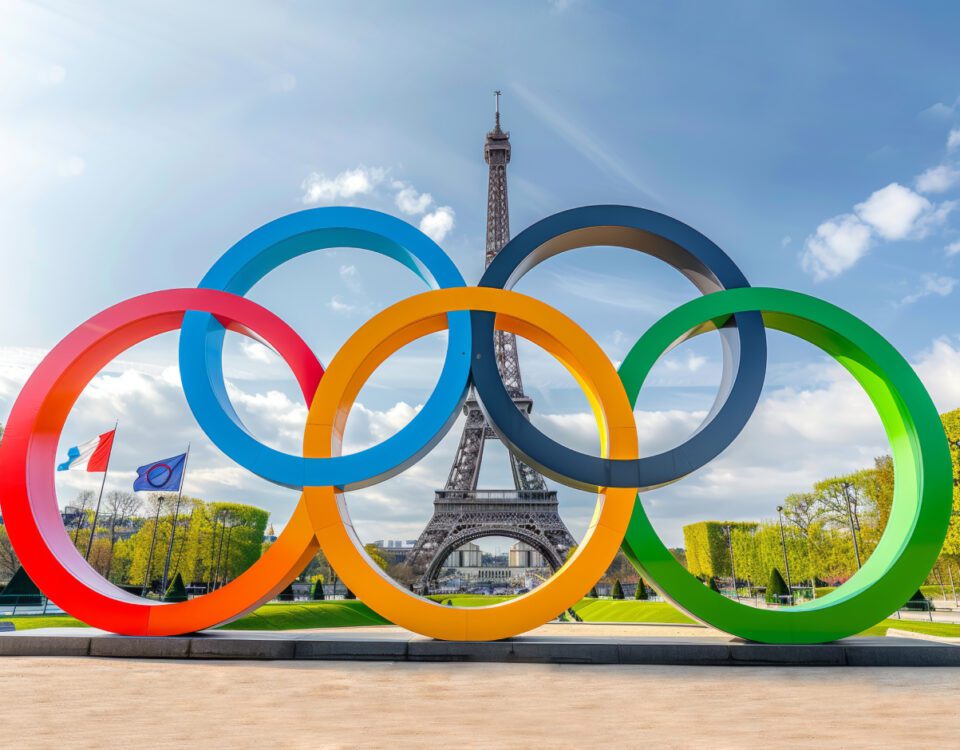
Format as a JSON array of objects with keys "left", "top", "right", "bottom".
[{"left": 406, "top": 94, "right": 576, "bottom": 591}]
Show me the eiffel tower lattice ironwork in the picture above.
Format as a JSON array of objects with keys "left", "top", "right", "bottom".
[{"left": 408, "top": 94, "right": 577, "bottom": 589}]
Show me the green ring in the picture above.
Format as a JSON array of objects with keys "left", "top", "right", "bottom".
[{"left": 618, "top": 288, "right": 953, "bottom": 643}]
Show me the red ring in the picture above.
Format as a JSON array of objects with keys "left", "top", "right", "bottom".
[{"left": 0, "top": 289, "right": 324, "bottom": 634}]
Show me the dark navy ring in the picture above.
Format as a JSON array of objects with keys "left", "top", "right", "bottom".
[{"left": 472, "top": 205, "right": 768, "bottom": 491}]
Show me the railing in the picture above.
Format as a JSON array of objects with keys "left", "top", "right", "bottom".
[
  {"left": 435, "top": 490, "right": 557, "bottom": 503},
  {"left": 0, "top": 595, "right": 63, "bottom": 617}
]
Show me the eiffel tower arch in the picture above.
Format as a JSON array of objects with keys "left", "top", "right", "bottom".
[{"left": 406, "top": 94, "right": 577, "bottom": 590}]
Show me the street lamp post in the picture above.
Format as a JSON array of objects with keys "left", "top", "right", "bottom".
[
  {"left": 776, "top": 506, "right": 793, "bottom": 604},
  {"left": 843, "top": 484, "right": 863, "bottom": 569},
  {"left": 724, "top": 525, "right": 740, "bottom": 601},
  {"left": 141, "top": 496, "right": 164, "bottom": 597}
]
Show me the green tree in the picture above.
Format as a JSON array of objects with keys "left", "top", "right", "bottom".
[
  {"left": 123, "top": 498, "right": 268, "bottom": 587},
  {"left": 0, "top": 526, "right": 19, "bottom": 582},
  {"left": 635, "top": 579, "right": 648, "bottom": 600},
  {"left": 588, "top": 586, "right": 598, "bottom": 598},
  {"left": 311, "top": 577, "right": 325, "bottom": 600},
  {"left": 103, "top": 490, "right": 140, "bottom": 581},
  {"left": 163, "top": 572, "right": 188, "bottom": 602},
  {"left": 940, "top": 409, "right": 960, "bottom": 560},
  {"left": 683, "top": 521, "right": 758, "bottom": 578},
  {"left": 611, "top": 578, "right": 624, "bottom": 599},
  {"left": 766, "top": 567, "right": 789, "bottom": 604},
  {"left": 363, "top": 544, "right": 389, "bottom": 572}
]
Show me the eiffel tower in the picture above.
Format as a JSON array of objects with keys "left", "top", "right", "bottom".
[{"left": 407, "top": 93, "right": 577, "bottom": 590}]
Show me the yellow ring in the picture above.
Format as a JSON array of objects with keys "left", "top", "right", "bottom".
[{"left": 302, "top": 287, "right": 639, "bottom": 641}]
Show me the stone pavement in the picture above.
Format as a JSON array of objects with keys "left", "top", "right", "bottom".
[
  {"left": 2, "top": 622, "right": 959, "bottom": 666},
  {"left": 2, "top": 656, "right": 960, "bottom": 749}
]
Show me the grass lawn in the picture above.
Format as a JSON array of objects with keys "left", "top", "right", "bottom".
[
  {"left": 429, "top": 594, "right": 515, "bottom": 607},
  {"left": 858, "top": 619, "right": 960, "bottom": 638},
  {"left": 573, "top": 599, "right": 696, "bottom": 624},
  {"left": 5, "top": 598, "right": 960, "bottom": 639},
  {"left": 0, "top": 614, "right": 87, "bottom": 631},
  {"left": 0, "top": 600, "right": 388, "bottom": 632},
  {"left": 222, "top": 600, "right": 388, "bottom": 630}
]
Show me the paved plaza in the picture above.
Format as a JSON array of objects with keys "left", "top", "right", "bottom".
[
  {"left": 4, "top": 622, "right": 960, "bottom": 665},
  {"left": 2, "top": 655, "right": 959, "bottom": 748}
]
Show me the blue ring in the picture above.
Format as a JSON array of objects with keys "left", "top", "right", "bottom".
[
  {"left": 473, "top": 205, "right": 768, "bottom": 491},
  {"left": 179, "top": 207, "right": 471, "bottom": 490}
]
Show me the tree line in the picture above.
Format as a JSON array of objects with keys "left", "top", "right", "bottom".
[{"left": 683, "top": 408, "right": 960, "bottom": 591}]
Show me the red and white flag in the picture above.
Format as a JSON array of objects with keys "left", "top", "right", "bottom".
[{"left": 57, "top": 430, "right": 116, "bottom": 472}]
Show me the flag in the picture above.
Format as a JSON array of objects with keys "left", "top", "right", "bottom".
[
  {"left": 57, "top": 430, "right": 116, "bottom": 472},
  {"left": 133, "top": 453, "right": 187, "bottom": 492}
]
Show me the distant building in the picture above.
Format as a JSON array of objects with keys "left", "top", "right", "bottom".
[
  {"left": 444, "top": 542, "right": 482, "bottom": 568},
  {"left": 508, "top": 542, "right": 545, "bottom": 568},
  {"left": 371, "top": 539, "right": 418, "bottom": 565},
  {"left": 437, "top": 540, "right": 550, "bottom": 587}
]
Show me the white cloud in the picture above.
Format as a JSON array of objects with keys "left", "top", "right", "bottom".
[
  {"left": 800, "top": 213, "right": 873, "bottom": 281},
  {"left": 948, "top": 128, "right": 960, "bottom": 152},
  {"left": 5, "top": 330, "right": 960, "bottom": 549},
  {"left": 664, "top": 351, "right": 707, "bottom": 373},
  {"left": 802, "top": 183, "right": 952, "bottom": 280},
  {"left": 297, "top": 169, "right": 456, "bottom": 242},
  {"left": 418, "top": 206, "right": 455, "bottom": 242},
  {"left": 947, "top": 240, "right": 960, "bottom": 257},
  {"left": 855, "top": 182, "right": 932, "bottom": 240},
  {"left": 916, "top": 164, "right": 960, "bottom": 194},
  {"left": 240, "top": 339, "right": 275, "bottom": 364},
  {"left": 781, "top": 235, "right": 792, "bottom": 247},
  {"left": 920, "top": 97, "right": 960, "bottom": 120},
  {"left": 328, "top": 295, "right": 362, "bottom": 315},
  {"left": 393, "top": 182, "right": 434, "bottom": 215},
  {"left": 913, "top": 337, "right": 960, "bottom": 412},
  {"left": 301, "top": 166, "right": 386, "bottom": 205},
  {"left": 900, "top": 273, "right": 958, "bottom": 305}
]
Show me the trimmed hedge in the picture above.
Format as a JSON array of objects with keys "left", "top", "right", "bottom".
[
  {"left": 635, "top": 579, "right": 648, "bottom": 600},
  {"left": 162, "top": 572, "right": 188, "bottom": 603},
  {"left": 612, "top": 579, "right": 624, "bottom": 600},
  {"left": 766, "top": 567, "right": 789, "bottom": 604}
]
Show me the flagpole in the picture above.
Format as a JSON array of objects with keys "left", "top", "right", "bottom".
[
  {"left": 142, "top": 495, "right": 163, "bottom": 597},
  {"left": 85, "top": 420, "right": 118, "bottom": 562},
  {"left": 160, "top": 444, "right": 190, "bottom": 597}
]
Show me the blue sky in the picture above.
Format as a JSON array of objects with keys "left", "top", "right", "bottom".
[{"left": 1, "top": 1, "right": 959, "bottom": 548}]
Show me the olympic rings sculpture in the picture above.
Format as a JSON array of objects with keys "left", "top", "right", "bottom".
[{"left": 0, "top": 205, "right": 952, "bottom": 644}]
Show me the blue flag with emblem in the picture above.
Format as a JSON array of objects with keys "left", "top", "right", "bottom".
[{"left": 133, "top": 453, "right": 187, "bottom": 492}]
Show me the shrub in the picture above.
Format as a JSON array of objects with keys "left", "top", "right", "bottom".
[
  {"left": 277, "top": 583, "right": 295, "bottom": 601},
  {"left": 706, "top": 576, "right": 720, "bottom": 593},
  {"left": 311, "top": 579, "right": 325, "bottom": 600},
  {"left": 588, "top": 586, "right": 598, "bottom": 598},
  {"left": 635, "top": 579, "right": 648, "bottom": 600},
  {"left": 612, "top": 579, "right": 624, "bottom": 600},
  {"left": 766, "top": 567, "right": 789, "bottom": 604},
  {"left": 162, "top": 572, "right": 188, "bottom": 603},
  {"left": 904, "top": 589, "right": 934, "bottom": 611},
  {"left": 344, "top": 588, "right": 357, "bottom": 600}
]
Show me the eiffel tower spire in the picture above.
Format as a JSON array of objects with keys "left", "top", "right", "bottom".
[{"left": 406, "top": 94, "right": 576, "bottom": 590}]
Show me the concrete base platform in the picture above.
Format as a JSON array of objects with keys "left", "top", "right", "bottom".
[{"left": 2, "top": 624, "right": 959, "bottom": 665}]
